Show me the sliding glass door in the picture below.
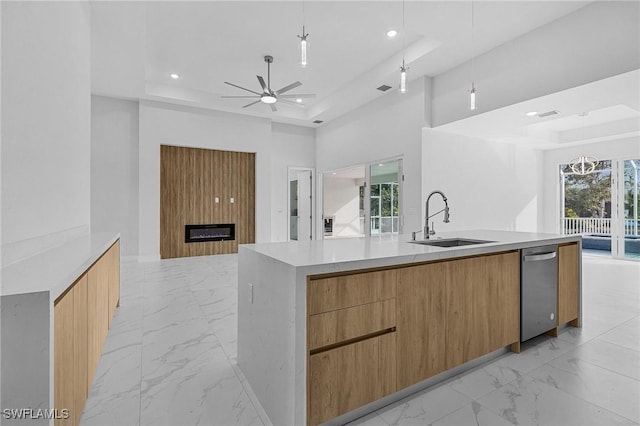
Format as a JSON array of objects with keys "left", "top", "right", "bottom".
[
  {"left": 560, "top": 158, "right": 639, "bottom": 261},
  {"left": 622, "top": 159, "right": 640, "bottom": 259},
  {"left": 370, "top": 160, "right": 402, "bottom": 235}
]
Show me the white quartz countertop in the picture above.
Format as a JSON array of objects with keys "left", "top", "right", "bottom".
[
  {"left": 241, "top": 230, "right": 581, "bottom": 269},
  {"left": 1, "top": 232, "right": 120, "bottom": 300}
]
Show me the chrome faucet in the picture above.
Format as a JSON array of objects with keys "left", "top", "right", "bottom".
[{"left": 424, "top": 190, "right": 450, "bottom": 239}]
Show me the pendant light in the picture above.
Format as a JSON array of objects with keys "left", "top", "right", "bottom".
[
  {"left": 297, "top": 0, "right": 309, "bottom": 68},
  {"left": 399, "top": 0, "right": 408, "bottom": 93},
  {"left": 469, "top": 0, "right": 477, "bottom": 110},
  {"left": 569, "top": 112, "right": 599, "bottom": 175}
]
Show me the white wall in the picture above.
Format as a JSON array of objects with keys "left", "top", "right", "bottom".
[
  {"left": 541, "top": 137, "right": 640, "bottom": 234},
  {"left": 432, "top": 1, "right": 640, "bottom": 127},
  {"left": 91, "top": 96, "right": 140, "bottom": 257},
  {"left": 270, "top": 123, "right": 315, "bottom": 242},
  {"left": 137, "top": 101, "right": 315, "bottom": 259},
  {"left": 316, "top": 77, "right": 430, "bottom": 236},
  {"left": 1, "top": 2, "right": 91, "bottom": 264},
  {"left": 422, "top": 130, "right": 542, "bottom": 234},
  {"left": 323, "top": 177, "right": 362, "bottom": 238}
]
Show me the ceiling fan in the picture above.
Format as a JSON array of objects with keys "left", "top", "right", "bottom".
[{"left": 222, "top": 55, "right": 315, "bottom": 111}]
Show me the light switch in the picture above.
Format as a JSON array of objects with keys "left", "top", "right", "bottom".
[
  {"left": 248, "top": 283, "right": 254, "bottom": 304},
  {"left": 230, "top": 197, "right": 235, "bottom": 203},
  {"left": 215, "top": 197, "right": 219, "bottom": 203}
]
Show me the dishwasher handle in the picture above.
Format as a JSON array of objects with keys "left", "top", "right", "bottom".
[{"left": 523, "top": 252, "right": 557, "bottom": 262}]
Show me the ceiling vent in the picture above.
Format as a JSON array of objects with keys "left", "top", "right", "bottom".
[
  {"left": 377, "top": 85, "right": 392, "bottom": 92},
  {"left": 537, "top": 110, "right": 560, "bottom": 118},
  {"left": 313, "top": 120, "right": 324, "bottom": 124}
]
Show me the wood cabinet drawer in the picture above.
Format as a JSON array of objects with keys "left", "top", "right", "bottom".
[
  {"left": 308, "top": 269, "right": 396, "bottom": 315},
  {"left": 308, "top": 299, "right": 395, "bottom": 351},
  {"left": 308, "top": 332, "right": 396, "bottom": 426}
]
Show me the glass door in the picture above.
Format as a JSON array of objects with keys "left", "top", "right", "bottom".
[
  {"left": 560, "top": 158, "right": 640, "bottom": 261},
  {"left": 369, "top": 160, "right": 402, "bottom": 235},
  {"left": 560, "top": 160, "right": 612, "bottom": 256},
  {"left": 288, "top": 167, "right": 314, "bottom": 241},
  {"left": 622, "top": 159, "right": 640, "bottom": 259}
]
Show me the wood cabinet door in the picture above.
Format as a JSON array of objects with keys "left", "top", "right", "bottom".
[
  {"left": 55, "top": 288, "right": 75, "bottom": 426},
  {"left": 87, "top": 256, "right": 108, "bottom": 388},
  {"left": 73, "top": 275, "right": 88, "bottom": 426},
  {"left": 445, "top": 252, "right": 520, "bottom": 369},
  {"left": 108, "top": 241, "right": 120, "bottom": 325},
  {"left": 558, "top": 243, "right": 580, "bottom": 326},
  {"left": 396, "top": 262, "right": 447, "bottom": 389},
  {"left": 308, "top": 333, "right": 396, "bottom": 426}
]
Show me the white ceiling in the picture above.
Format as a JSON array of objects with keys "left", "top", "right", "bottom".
[
  {"left": 435, "top": 69, "right": 640, "bottom": 149},
  {"left": 91, "top": 1, "right": 594, "bottom": 126}
]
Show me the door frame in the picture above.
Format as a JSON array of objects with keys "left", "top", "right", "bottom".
[{"left": 287, "top": 166, "right": 316, "bottom": 241}]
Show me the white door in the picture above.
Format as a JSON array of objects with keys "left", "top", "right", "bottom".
[{"left": 297, "top": 170, "right": 312, "bottom": 241}]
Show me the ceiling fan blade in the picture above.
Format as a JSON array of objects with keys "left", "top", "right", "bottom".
[
  {"left": 225, "top": 81, "right": 262, "bottom": 96},
  {"left": 221, "top": 95, "right": 260, "bottom": 98},
  {"left": 279, "top": 98, "right": 306, "bottom": 107},
  {"left": 279, "top": 94, "right": 316, "bottom": 98},
  {"left": 242, "top": 100, "right": 262, "bottom": 108},
  {"left": 257, "top": 76, "right": 268, "bottom": 92},
  {"left": 270, "top": 104, "right": 277, "bottom": 112},
  {"left": 275, "top": 81, "right": 302, "bottom": 95}
]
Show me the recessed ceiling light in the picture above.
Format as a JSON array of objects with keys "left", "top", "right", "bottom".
[
  {"left": 525, "top": 111, "right": 538, "bottom": 117},
  {"left": 296, "top": 98, "right": 302, "bottom": 103},
  {"left": 332, "top": 172, "right": 336, "bottom": 175},
  {"left": 387, "top": 29, "right": 398, "bottom": 38},
  {"left": 170, "top": 73, "right": 180, "bottom": 80},
  {"left": 378, "top": 163, "right": 384, "bottom": 167}
]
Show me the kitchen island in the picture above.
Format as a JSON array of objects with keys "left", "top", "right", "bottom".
[{"left": 237, "top": 230, "right": 581, "bottom": 426}]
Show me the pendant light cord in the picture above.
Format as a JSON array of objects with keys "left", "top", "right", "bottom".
[
  {"left": 402, "top": 0, "right": 406, "bottom": 63},
  {"left": 471, "top": 0, "right": 475, "bottom": 82}
]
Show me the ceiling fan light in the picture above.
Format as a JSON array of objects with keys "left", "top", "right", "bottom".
[{"left": 261, "top": 94, "right": 277, "bottom": 104}]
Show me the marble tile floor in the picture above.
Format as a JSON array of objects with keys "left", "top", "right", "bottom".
[{"left": 81, "top": 254, "right": 640, "bottom": 426}]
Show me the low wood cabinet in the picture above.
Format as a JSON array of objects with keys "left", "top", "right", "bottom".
[
  {"left": 54, "top": 240, "right": 120, "bottom": 426},
  {"left": 307, "top": 271, "right": 397, "bottom": 426},
  {"left": 558, "top": 242, "right": 580, "bottom": 327},
  {"left": 307, "top": 250, "right": 521, "bottom": 425}
]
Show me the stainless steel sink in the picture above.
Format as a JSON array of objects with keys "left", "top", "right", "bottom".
[{"left": 409, "top": 238, "right": 494, "bottom": 248}]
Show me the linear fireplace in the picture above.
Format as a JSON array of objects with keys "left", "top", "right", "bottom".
[{"left": 185, "top": 224, "right": 235, "bottom": 243}]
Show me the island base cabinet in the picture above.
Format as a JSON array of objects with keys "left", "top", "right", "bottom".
[
  {"left": 54, "top": 241, "right": 120, "bottom": 426},
  {"left": 308, "top": 332, "right": 396, "bottom": 426},
  {"left": 54, "top": 285, "right": 75, "bottom": 426},
  {"left": 558, "top": 243, "right": 580, "bottom": 327},
  {"left": 446, "top": 252, "right": 520, "bottom": 369},
  {"left": 397, "top": 251, "right": 520, "bottom": 389}
]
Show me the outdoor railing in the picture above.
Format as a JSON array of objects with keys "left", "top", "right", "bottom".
[{"left": 563, "top": 217, "right": 639, "bottom": 236}]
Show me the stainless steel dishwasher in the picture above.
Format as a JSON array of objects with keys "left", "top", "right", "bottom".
[{"left": 521, "top": 245, "right": 558, "bottom": 342}]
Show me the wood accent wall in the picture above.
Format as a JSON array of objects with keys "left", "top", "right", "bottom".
[{"left": 160, "top": 145, "right": 256, "bottom": 259}]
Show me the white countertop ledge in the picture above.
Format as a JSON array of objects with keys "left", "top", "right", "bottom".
[
  {"left": 240, "top": 230, "right": 581, "bottom": 270},
  {"left": 1, "top": 232, "right": 120, "bottom": 300}
]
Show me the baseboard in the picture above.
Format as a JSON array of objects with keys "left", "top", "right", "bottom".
[{"left": 137, "top": 254, "right": 161, "bottom": 262}]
